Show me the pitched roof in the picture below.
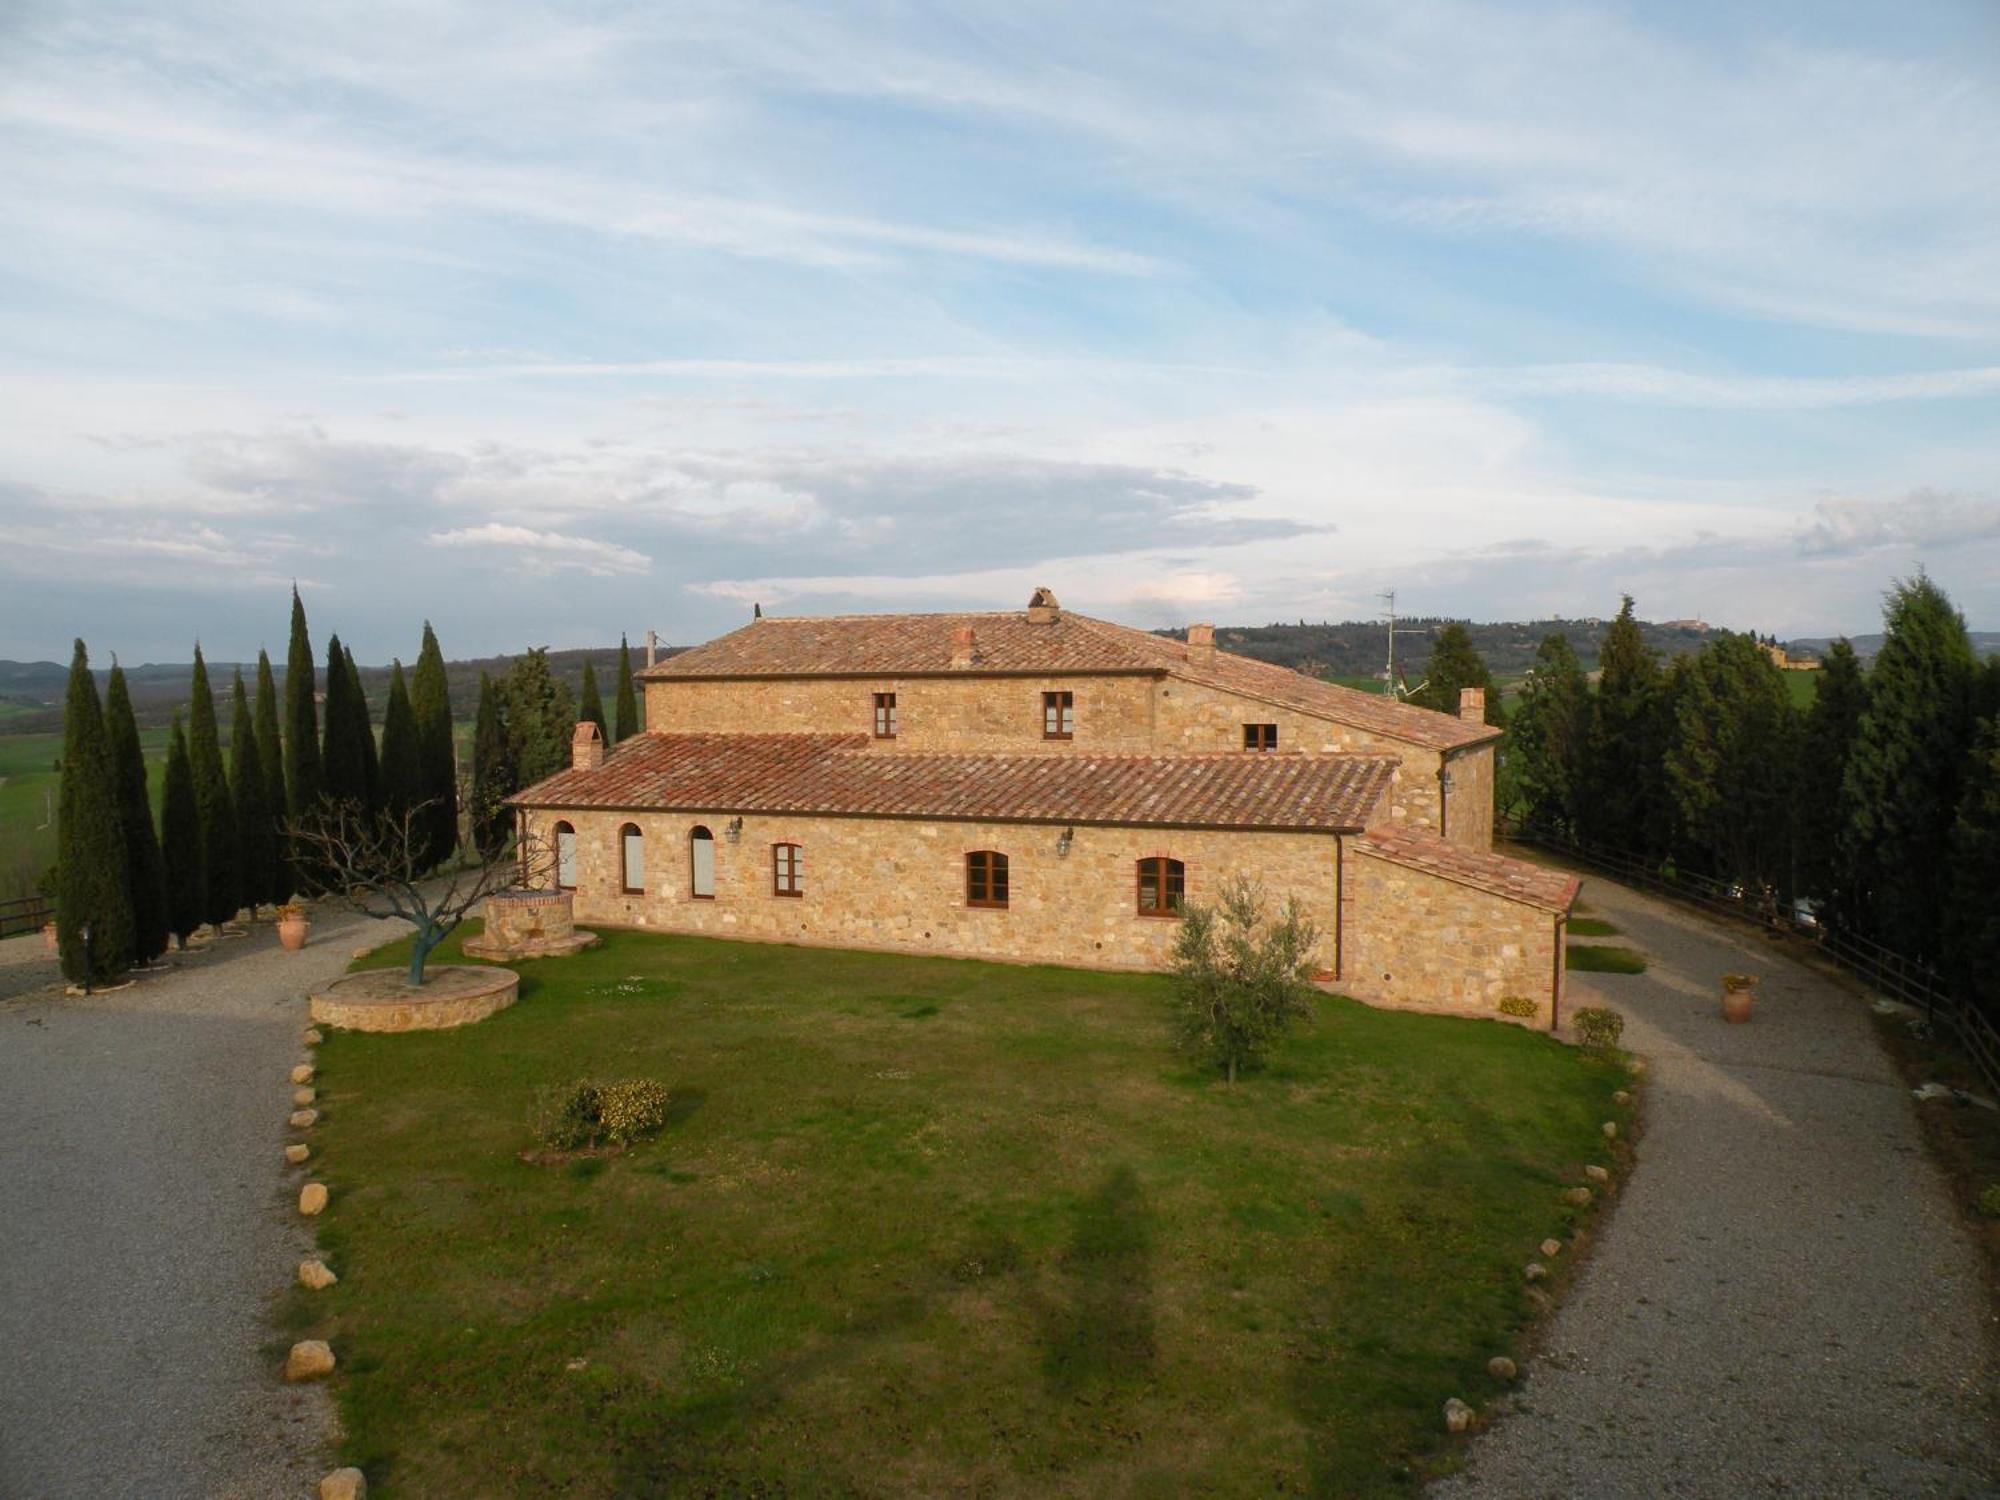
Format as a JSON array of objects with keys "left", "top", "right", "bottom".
[
  {"left": 511, "top": 732, "right": 1396, "bottom": 833},
  {"left": 639, "top": 609, "right": 1496, "bottom": 752},
  {"left": 1355, "top": 824, "right": 1580, "bottom": 914}
]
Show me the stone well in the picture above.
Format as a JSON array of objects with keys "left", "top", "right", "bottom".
[
  {"left": 461, "top": 888, "right": 599, "bottom": 961},
  {"left": 309, "top": 964, "right": 520, "bottom": 1033}
]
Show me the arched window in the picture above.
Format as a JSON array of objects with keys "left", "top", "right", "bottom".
[
  {"left": 1136, "top": 856, "right": 1184, "bottom": 916},
  {"left": 966, "top": 850, "right": 1009, "bottom": 908},
  {"left": 772, "top": 842, "right": 803, "bottom": 897},
  {"left": 689, "top": 825, "right": 715, "bottom": 899},
  {"left": 619, "top": 823, "right": 644, "bottom": 894},
  {"left": 553, "top": 821, "right": 576, "bottom": 890}
]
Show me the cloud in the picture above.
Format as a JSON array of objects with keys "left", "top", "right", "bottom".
[
  {"left": 1795, "top": 490, "right": 2000, "bottom": 558},
  {"left": 426, "top": 523, "right": 652, "bottom": 576},
  {"left": 1474, "top": 364, "right": 2000, "bottom": 410}
]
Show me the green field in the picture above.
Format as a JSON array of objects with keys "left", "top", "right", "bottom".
[
  {"left": 0, "top": 727, "right": 172, "bottom": 900},
  {"left": 297, "top": 927, "right": 1629, "bottom": 1497}
]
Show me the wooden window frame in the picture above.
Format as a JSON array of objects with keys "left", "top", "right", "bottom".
[
  {"left": 689, "top": 825, "right": 715, "bottom": 900},
  {"left": 873, "top": 691, "right": 898, "bottom": 739},
  {"left": 618, "top": 822, "right": 645, "bottom": 895},
  {"left": 1042, "top": 689, "right": 1074, "bottom": 741},
  {"left": 1136, "top": 856, "right": 1185, "bottom": 918},
  {"left": 772, "top": 842, "right": 803, "bottom": 898},
  {"left": 554, "top": 820, "right": 577, "bottom": 892},
  {"left": 1243, "top": 723, "right": 1278, "bottom": 751},
  {"left": 965, "top": 850, "right": 1010, "bottom": 909}
]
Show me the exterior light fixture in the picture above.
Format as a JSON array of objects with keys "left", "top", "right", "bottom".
[
  {"left": 1056, "top": 826, "right": 1074, "bottom": 857},
  {"left": 725, "top": 817, "right": 743, "bottom": 844}
]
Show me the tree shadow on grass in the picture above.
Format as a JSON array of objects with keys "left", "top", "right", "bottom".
[{"left": 1034, "top": 1163, "right": 1157, "bottom": 1396}]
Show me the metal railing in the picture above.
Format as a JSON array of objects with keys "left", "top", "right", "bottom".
[
  {"left": 1507, "top": 827, "right": 2000, "bottom": 1098},
  {"left": 0, "top": 894, "right": 53, "bottom": 940}
]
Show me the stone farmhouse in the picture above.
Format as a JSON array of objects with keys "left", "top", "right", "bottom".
[{"left": 510, "top": 589, "right": 1579, "bottom": 1026}]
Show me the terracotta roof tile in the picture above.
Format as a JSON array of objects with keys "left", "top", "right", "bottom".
[
  {"left": 639, "top": 609, "right": 1495, "bottom": 752},
  {"left": 511, "top": 732, "right": 1396, "bottom": 833},
  {"left": 1355, "top": 824, "right": 1580, "bottom": 913}
]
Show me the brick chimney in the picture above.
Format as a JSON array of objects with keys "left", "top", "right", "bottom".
[
  {"left": 1027, "top": 586, "right": 1061, "bottom": 625},
  {"left": 1186, "top": 622, "right": 1215, "bottom": 666},
  {"left": 572, "top": 720, "right": 605, "bottom": 772},
  {"left": 950, "top": 624, "right": 978, "bottom": 669},
  {"left": 1459, "top": 686, "right": 1486, "bottom": 723}
]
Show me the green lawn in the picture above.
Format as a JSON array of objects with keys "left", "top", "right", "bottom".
[
  {"left": 1566, "top": 918, "right": 1620, "bottom": 938},
  {"left": 299, "top": 927, "right": 1628, "bottom": 1497},
  {"left": 1565, "top": 944, "right": 1648, "bottom": 975},
  {"left": 0, "top": 728, "right": 171, "bottom": 899}
]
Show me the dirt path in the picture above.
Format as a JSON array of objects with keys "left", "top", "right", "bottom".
[
  {"left": 0, "top": 909, "right": 399, "bottom": 1498},
  {"left": 1435, "top": 876, "right": 1997, "bottom": 1498}
]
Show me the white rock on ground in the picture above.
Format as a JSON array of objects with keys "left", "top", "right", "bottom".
[
  {"left": 284, "top": 1144, "right": 309, "bottom": 1165},
  {"left": 1487, "top": 1356, "right": 1517, "bottom": 1381},
  {"left": 1444, "top": 1398, "right": 1474, "bottom": 1433},
  {"left": 292, "top": 1087, "right": 316, "bottom": 1107},
  {"left": 302, "top": 1028, "right": 324, "bottom": 1045},
  {"left": 283, "top": 1341, "right": 335, "bottom": 1382},
  {"left": 291, "top": 1064, "right": 314, "bottom": 1085},
  {"left": 1584, "top": 1164, "right": 1610, "bottom": 1183},
  {"left": 1540, "top": 1238, "right": 1562, "bottom": 1258},
  {"left": 298, "top": 1183, "right": 328, "bottom": 1216},
  {"left": 320, "top": 1468, "right": 366, "bottom": 1500},
  {"left": 298, "top": 1260, "right": 338, "bottom": 1290}
]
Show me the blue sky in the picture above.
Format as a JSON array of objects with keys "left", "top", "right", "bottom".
[{"left": 1, "top": 0, "right": 1996, "bottom": 663}]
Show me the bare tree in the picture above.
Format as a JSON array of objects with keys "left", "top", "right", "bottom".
[{"left": 287, "top": 796, "right": 553, "bottom": 986}]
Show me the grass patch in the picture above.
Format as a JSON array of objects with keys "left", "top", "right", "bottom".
[
  {"left": 1566, "top": 918, "right": 1620, "bottom": 938},
  {"left": 1565, "top": 944, "right": 1648, "bottom": 975},
  {"left": 313, "top": 926, "right": 1626, "bottom": 1497}
]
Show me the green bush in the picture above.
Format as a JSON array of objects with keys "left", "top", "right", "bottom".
[
  {"left": 1496, "top": 995, "right": 1537, "bottom": 1018},
  {"left": 530, "top": 1077, "right": 672, "bottom": 1152},
  {"left": 1978, "top": 1183, "right": 2000, "bottom": 1219},
  {"left": 1572, "top": 1007, "right": 1625, "bottom": 1049}
]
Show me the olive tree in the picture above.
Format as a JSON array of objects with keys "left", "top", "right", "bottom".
[{"left": 1170, "top": 876, "right": 1320, "bottom": 1084}]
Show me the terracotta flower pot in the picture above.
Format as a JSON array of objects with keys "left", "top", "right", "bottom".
[
  {"left": 41, "top": 920, "right": 58, "bottom": 953},
  {"left": 1721, "top": 978, "right": 1756, "bottom": 1023},
  {"left": 278, "top": 914, "right": 310, "bottom": 952}
]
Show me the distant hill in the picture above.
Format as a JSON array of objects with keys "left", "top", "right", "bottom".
[
  {"left": 0, "top": 645, "right": 687, "bottom": 734},
  {"left": 1789, "top": 632, "right": 2000, "bottom": 663}
]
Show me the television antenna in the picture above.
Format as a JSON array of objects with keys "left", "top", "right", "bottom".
[{"left": 1379, "top": 590, "right": 1400, "bottom": 697}]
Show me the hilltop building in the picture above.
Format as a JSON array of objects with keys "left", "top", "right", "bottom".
[{"left": 510, "top": 590, "right": 1578, "bottom": 1026}]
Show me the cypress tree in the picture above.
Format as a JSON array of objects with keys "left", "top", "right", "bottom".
[
  {"left": 411, "top": 621, "right": 457, "bottom": 869},
  {"left": 56, "top": 640, "right": 134, "bottom": 984},
  {"left": 1411, "top": 622, "right": 1506, "bottom": 727},
  {"left": 1581, "top": 597, "right": 1667, "bottom": 856},
  {"left": 229, "top": 669, "right": 277, "bottom": 916},
  {"left": 105, "top": 662, "right": 169, "bottom": 964},
  {"left": 1507, "top": 632, "right": 1591, "bottom": 837},
  {"left": 253, "top": 650, "right": 287, "bottom": 902},
  {"left": 1662, "top": 633, "right": 1797, "bottom": 890},
  {"left": 500, "top": 648, "right": 575, "bottom": 787},
  {"left": 1796, "top": 639, "right": 1868, "bottom": 921},
  {"left": 187, "top": 646, "right": 239, "bottom": 927},
  {"left": 160, "top": 716, "right": 203, "bottom": 949},
  {"left": 470, "top": 671, "right": 516, "bottom": 859},
  {"left": 344, "top": 645, "right": 380, "bottom": 813},
  {"left": 379, "top": 661, "right": 422, "bottom": 823},
  {"left": 579, "top": 658, "right": 607, "bottom": 742},
  {"left": 1843, "top": 575, "right": 1977, "bottom": 956},
  {"left": 321, "top": 634, "right": 369, "bottom": 809},
  {"left": 614, "top": 634, "right": 640, "bottom": 742},
  {"left": 283, "top": 587, "right": 323, "bottom": 821},
  {"left": 1945, "top": 720, "right": 2000, "bottom": 1020}
]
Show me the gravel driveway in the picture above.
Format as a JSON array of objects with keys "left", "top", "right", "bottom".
[
  {"left": 0, "top": 908, "right": 400, "bottom": 1498},
  {"left": 1436, "top": 876, "right": 1998, "bottom": 1498}
]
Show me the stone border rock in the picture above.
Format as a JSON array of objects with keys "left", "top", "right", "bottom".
[{"left": 309, "top": 964, "right": 520, "bottom": 1033}]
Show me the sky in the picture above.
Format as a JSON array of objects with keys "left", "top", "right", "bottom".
[{"left": 2, "top": 0, "right": 1997, "bottom": 665}]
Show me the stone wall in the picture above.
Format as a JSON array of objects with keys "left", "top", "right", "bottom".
[
  {"left": 525, "top": 806, "right": 1344, "bottom": 974},
  {"left": 1442, "top": 743, "right": 1495, "bottom": 848},
  {"left": 1339, "top": 844, "right": 1563, "bottom": 1026}
]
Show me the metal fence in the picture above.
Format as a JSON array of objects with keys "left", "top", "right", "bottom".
[
  {"left": 1507, "top": 828, "right": 2000, "bottom": 1098},
  {"left": 0, "top": 894, "right": 53, "bottom": 940}
]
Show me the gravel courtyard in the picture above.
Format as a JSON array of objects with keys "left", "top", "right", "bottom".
[
  {"left": 1436, "top": 876, "right": 1998, "bottom": 1498},
  {"left": 0, "top": 909, "right": 396, "bottom": 1498}
]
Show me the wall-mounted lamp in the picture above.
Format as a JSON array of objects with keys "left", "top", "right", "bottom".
[
  {"left": 725, "top": 817, "right": 744, "bottom": 844},
  {"left": 1056, "top": 825, "right": 1074, "bottom": 857}
]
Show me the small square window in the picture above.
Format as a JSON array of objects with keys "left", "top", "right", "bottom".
[
  {"left": 1244, "top": 723, "right": 1278, "bottom": 751},
  {"left": 873, "top": 691, "right": 898, "bottom": 738},
  {"left": 1042, "top": 690, "right": 1074, "bottom": 740}
]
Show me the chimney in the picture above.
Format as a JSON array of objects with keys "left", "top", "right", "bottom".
[
  {"left": 572, "top": 720, "right": 605, "bottom": 772},
  {"left": 950, "top": 625, "right": 977, "bottom": 669},
  {"left": 1186, "top": 622, "right": 1215, "bottom": 666},
  {"left": 1026, "top": 585, "right": 1061, "bottom": 625},
  {"left": 1459, "top": 686, "right": 1486, "bottom": 723},
  {"left": 645, "top": 629, "right": 657, "bottom": 669}
]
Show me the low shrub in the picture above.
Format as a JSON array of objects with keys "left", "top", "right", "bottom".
[
  {"left": 1978, "top": 1184, "right": 2000, "bottom": 1219},
  {"left": 1572, "top": 1007, "right": 1625, "bottom": 1049},
  {"left": 530, "top": 1077, "right": 671, "bottom": 1152},
  {"left": 1496, "top": 996, "right": 1537, "bottom": 1019}
]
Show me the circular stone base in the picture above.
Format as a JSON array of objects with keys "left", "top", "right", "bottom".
[
  {"left": 309, "top": 964, "right": 519, "bottom": 1033},
  {"left": 461, "top": 929, "right": 599, "bottom": 961}
]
